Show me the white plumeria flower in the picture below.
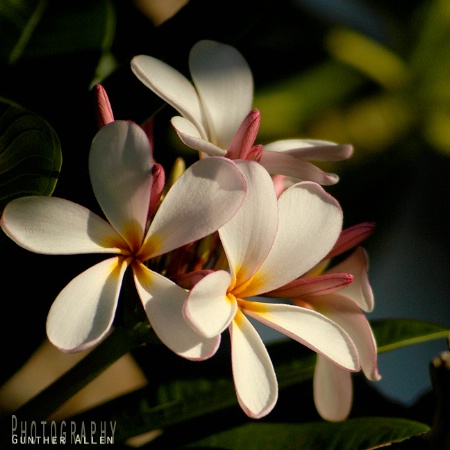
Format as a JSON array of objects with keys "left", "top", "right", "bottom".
[
  {"left": 131, "top": 40, "right": 352, "bottom": 184},
  {"left": 0, "top": 120, "right": 247, "bottom": 357},
  {"left": 268, "top": 246, "right": 380, "bottom": 421},
  {"left": 183, "top": 161, "right": 360, "bottom": 418}
]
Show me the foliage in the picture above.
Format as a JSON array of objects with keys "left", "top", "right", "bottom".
[{"left": 0, "top": 1, "right": 448, "bottom": 448}]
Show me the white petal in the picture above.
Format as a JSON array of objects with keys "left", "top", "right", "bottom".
[
  {"left": 327, "top": 247, "right": 374, "bottom": 312},
  {"left": 184, "top": 270, "right": 236, "bottom": 338},
  {"left": 314, "top": 355, "right": 353, "bottom": 421},
  {"left": 259, "top": 150, "right": 339, "bottom": 184},
  {"left": 230, "top": 310, "right": 278, "bottom": 418},
  {"left": 310, "top": 294, "right": 380, "bottom": 381},
  {"left": 89, "top": 121, "right": 153, "bottom": 249},
  {"left": 189, "top": 40, "right": 253, "bottom": 149},
  {"left": 245, "top": 182, "right": 343, "bottom": 296},
  {"left": 241, "top": 300, "right": 359, "bottom": 370},
  {"left": 46, "top": 257, "right": 127, "bottom": 352},
  {"left": 171, "top": 116, "right": 227, "bottom": 156},
  {"left": 1, "top": 196, "right": 126, "bottom": 254},
  {"left": 133, "top": 263, "right": 220, "bottom": 360},
  {"left": 219, "top": 161, "right": 278, "bottom": 289},
  {"left": 263, "top": 140, "right": 353, "bottom": 161},
  {"left": 143, "top": 157, "right": 246, "bottom": 258},
  {"left": 131, "top": 55, "right": 207, "bottom": 137}
]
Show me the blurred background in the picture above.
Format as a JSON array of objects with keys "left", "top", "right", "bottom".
[{"left": 0, "top": 0, "right": 449, "bottom": 417}]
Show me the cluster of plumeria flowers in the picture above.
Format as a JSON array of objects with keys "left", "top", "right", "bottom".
[{"left": 0, "top": 40, "right": 380, "bottom": 422}]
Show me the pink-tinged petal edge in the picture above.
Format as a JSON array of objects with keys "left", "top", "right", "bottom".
[
  {"left": 133, "top": 263, "right": 221, "bottom": 361},
  {"left": 184, "top": 270, "right": 237, "bottom": 338},
  {"left": 244, "top": 181, "right": 343, "bottom": 297},
  {"left": 144, "top": 157, "right": 246, "bottom": 258},
  {"left": 230, "top": 310, "right": 278, "bottom": 418},
  {"left": 259, "top": 150, "right": 340, "bottom": 185},
  {"left": 241, "top": 300, "right": 359, "bottom": 371},
  {"left": 46, "top": 257, "right": 128, "bottom": 353},
  {"left": 305, "top": 294, "right": 380, "bottom": 382},
  {"left": 327, "top": 247, "right": 374, "bottom": 312},
  {"left": 1, "top": 196, "right": 126, "bottom": 255},
  {"left": 89, "top": 121, "right": 153, "bottom": 250}
]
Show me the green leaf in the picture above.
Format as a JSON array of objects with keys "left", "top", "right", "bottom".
[
  {"left": 60, "top": 342, "right": 316, "bottom": 443},
  {"left": 371, "top": 318, "right": 449, "bottom": 353},
  {"left": 254, "top": 60, "right": 366, "bottom": 141},
  {"left": 0, "top": 97, "right": 62, "bottom": 211},
  {"left": 0, "top": 0, "right": 48, "bottom": 64},
  {"left": 182, "top": 418, "right": 430, "bottom": 450},
  {"left": 58, "top": 319, "right": 449, "bottom": 444},
  {"left": 0, "top": 0, "right": 115, "bottom": 64}
]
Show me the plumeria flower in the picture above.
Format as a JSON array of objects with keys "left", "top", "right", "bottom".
[
  {"left": 131, "top": 39, "right": 352, "bottom": 184},
  {"left": 0, "top": 120, "right": 247, "bottom": 357},
  {"left": 183, "top": 161, "right": 360, "bottom": 418},
  {"left": 266, "top": 223, "right": 381, "bottom": 421}
]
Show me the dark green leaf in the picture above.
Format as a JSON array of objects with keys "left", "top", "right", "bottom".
[
  {"left": 0, "top": 0, "right": 48, "bottom": 64},
  {"left": 60, "top": 319, "right": 448, "bottom": 443},
  {"left": 183, "top": 418, "right": 429, "bottom": 450},
  {"left": 0, "top": 97, "right": 62, "bottom": 211},
  {"left": 0, "top": 0, "right": 115, "bottom": 64},
  {"left": 371, "top": 319, "right": 449, "bottom": 353}
]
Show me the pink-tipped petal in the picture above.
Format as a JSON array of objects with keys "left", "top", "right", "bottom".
[
  {"left": 144, "top": 157, "right": 246, "bottom": 258},
  {"left": 267, "top": 273, "right": 354, "bottom": 299},
  {"left": 247, "top": 144, "right": 263, "bottom": 162},
  {"left": 148, "top": 163, "right": 165, "bottom": 218},
  {"left": 1, "top": 196, "right": 126, "bottom": 255},
  {"left": 314, "top": 355, "right": 353, "bottom": 421},
  {"left": 219, "top": 161, "right": 278, "bottom": 289},
  {"left": 189, "top": 40, "right": 253, "bottom": 149},
  {"left": 131, "top": 55, "right": 207, "bottom": 137},
  {"left": 327, "top": 247, "right": 374, "bottom": 312},
  {"left": 89, "top": 121, "right": 153, "bottom": 249},
  {"left": 46, "top": 257, "right": 127, "bottom": 352},
  {"left": 230, "top": 310, "right": 278, "bottom": 419},
  {"left": 226, "top": 109, "right": 260, "bottom": 160},
  {"left": 184, "top": 270, "right": 236, "bottom": 338},
  {"left": 259, "top": 150, "right": 339, "bottom": 185},
  {"left": 245, "top": 182, "right": 343, "bottom": 297},
  {"left": 171, "top": 116, "right": 227, "bottom": 156},
  {"left": 241, "top": 300, "right": 359, "bottom": 371},
  {"left": 94, "top": 84, "right": 114, "bottom": 128},
  {"left": 134, "top": 263, "right": 220, "bottom": 361},
  {"left": 326, "top": 222, "right": 376, "bottom": 259}
]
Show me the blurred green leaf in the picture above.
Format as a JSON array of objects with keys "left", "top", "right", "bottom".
[
  {"left": 0, "top": 0, "right": 115, "bottom": 64},
  {"left": 182, "top": 418, "right": 429, "bottom": 449},
  {"left": 0, "top": 97, "right": 62, "bottom": 211},
  {"left": 371, "top": 319, "right": 449, "bottom": 353},
  {"left": 0, "top": 0, "right": 48, "bottom": 64},
  {"left": 254, "top": 60, "right": 366, "bottom": 141},
  {"left": 325, "top": 27, "right": 410, "bottom": 90},
  {"left": 410, "top": 0, "right": 450, "bottom": 74}
]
